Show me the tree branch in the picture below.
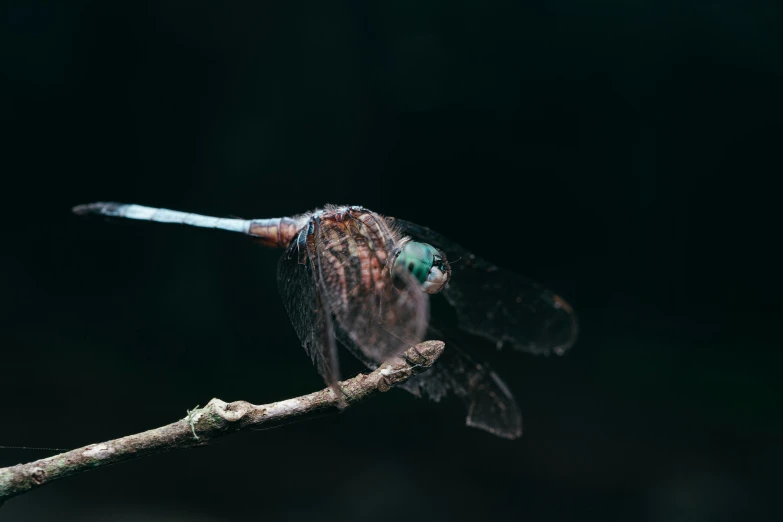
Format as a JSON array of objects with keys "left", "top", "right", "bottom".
[{"left": 0, "top": 340, "right": 444, "bottom": 505}]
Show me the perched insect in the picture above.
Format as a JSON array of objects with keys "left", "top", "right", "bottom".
[{"left": 74, "top": 203, "right": 578, "bottom": 439}]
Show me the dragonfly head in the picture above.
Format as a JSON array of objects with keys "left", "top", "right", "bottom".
[{"left": 392, "top": 241, "right": 451, "bottom": 294}]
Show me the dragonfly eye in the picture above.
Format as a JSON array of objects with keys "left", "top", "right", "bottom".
[{"left": 393, "top": 242, "right": 451, "bottom": 294}]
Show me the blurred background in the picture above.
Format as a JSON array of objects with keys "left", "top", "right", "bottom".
[{"left": 2, "top": 1, "right": 781, "bottom": 521}]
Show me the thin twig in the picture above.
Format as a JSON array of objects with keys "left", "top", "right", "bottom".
[{"left": 0, "top": 341, "right": 444, "bottom": 505}]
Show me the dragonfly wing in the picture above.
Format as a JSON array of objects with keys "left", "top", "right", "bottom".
[
  {"left": 316, "top": 211, "right": 429, "bottom": 365},
  {"left": 401, "top": 327, "right": 523, "bottom": 439},
  {"left": 334, "top": 318, "right": 523, "bottom": 438},
  {"left": 389, "top": 218, "right": 578, "bottom": 356},
  {"left": 277, "top": 236, "right": 341, "bottom": 391}
]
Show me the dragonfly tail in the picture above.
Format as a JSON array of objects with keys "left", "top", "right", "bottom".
[{"left": 72, "top": 202, "right": 251, "bottom": 234}]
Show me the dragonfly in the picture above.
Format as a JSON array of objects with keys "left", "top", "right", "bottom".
[{"left": 73, "top": 202, "right": 578, "bottom": 439}]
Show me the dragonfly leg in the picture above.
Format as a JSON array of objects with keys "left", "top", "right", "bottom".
[
  {"left": 402, "top": 347, "right": 430, "bottom": 374},
  {"left": 334, "top": 383, "right": 350, "bottom": 408}
]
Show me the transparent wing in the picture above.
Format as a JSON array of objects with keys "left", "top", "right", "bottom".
[
  {"left": 401, "top": 327, "right": 523, "bottom": 439},
  {"left": 389, "top": 218, "right": 578, "bottom": 356},
  {"left": 277, "top": 237, "right": 341, "bottom": 392},
  {"left": 316, "top": 211, "right": 429, "bottom": 365},
  {"left": 332, "top": 322, "right": 521, "bottom": 438}
]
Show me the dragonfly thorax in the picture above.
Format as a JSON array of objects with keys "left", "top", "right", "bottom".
[{"left": 392, "top": 241, "right": 451, "bottom": 294}]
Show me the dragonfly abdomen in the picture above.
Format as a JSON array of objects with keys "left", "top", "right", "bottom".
[
  {"left": 73, "top": 202, "right": 303, "bottom": 249},
  {"left": 72, "top": 202, "right": 250, "bottom": 232},
  {"left": 248, "top": 217, "right": 300, "bottom": 248}
]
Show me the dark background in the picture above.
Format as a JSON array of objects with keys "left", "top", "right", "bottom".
[{"left": 2, "top": 1, "right": 781, "bottom": 521}]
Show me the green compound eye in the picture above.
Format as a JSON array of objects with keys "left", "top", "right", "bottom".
[{"left": 393, "top": 242, "right": 439, "bottom": 284}]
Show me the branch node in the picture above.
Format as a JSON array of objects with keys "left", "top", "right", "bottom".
[{"left": 29, "top": 469, "right": 46, "bottom": 486}]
